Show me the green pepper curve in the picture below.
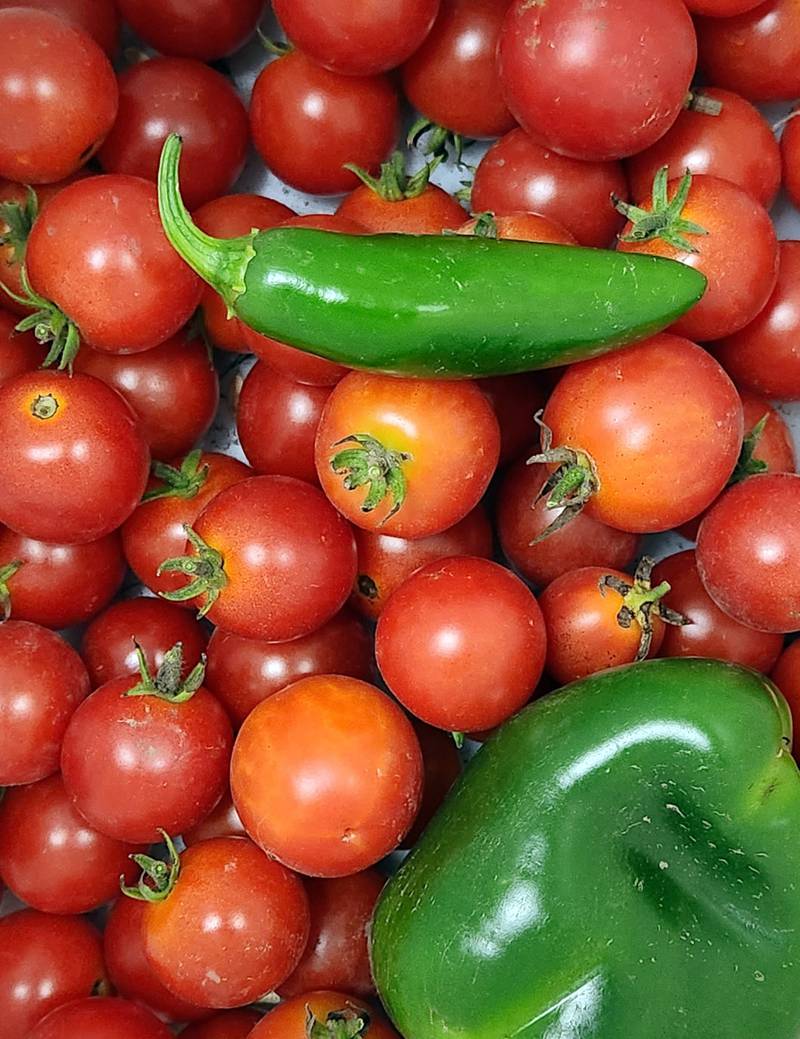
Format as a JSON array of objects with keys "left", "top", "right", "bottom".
[
  {"left": 371, "top": 658, "right": 800, "bottom": 1039},
  {"left": 157, "top": 135, "right": 706, "bottom": 378}
]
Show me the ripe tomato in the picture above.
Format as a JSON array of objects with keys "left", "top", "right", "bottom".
[
  {"left": 28, "top": 997, "right": 171, "bottom": 1039},
  {"left": 231, "top": 675, "right": 423, "bottom": 877},
  {"left": 477, "top": 372, "right": 548, "bottom": 465},
  {"left": 0, "top": 773, "right": 140, "bottom": 913},
  {"left": 315, "top": 372, "right": 499, "bottom": 539},
  {"left": 352, "top": 506, "right": 493, "bottom": 620},
  {"left": 0, "top": 620, "right": 89, "bottom": 786},
  {"left": 0, "top": 9, "right": 117, "bottom": 183},
  {"left": 250, "top": 51, "right": 398, "bottom": 195},
  {"left": 25, "top": 175, "right": 202, "bottom": 360},
  {"left": 402, "top": 0, "right": 515, "bottom": 139},
  {"left": 697, "top": 0, "right": 800, "bottom": 102},
  {"left": 458, "top": 212, "right": 576, "bottom": 247},
  {"left": 205, "top": 608, "right": 373, "bottom": 726},
  {"left": 697, "top": 473, "right": 800, "bottom": 633},
  {"left": 161, "top": 476, "right": 357, "bottom": 642},
  {"left": 0, "top": 911, "right": 105, "bottom": 1039},
  {"left": 116, "top": 0, "right": 262, "bottom": 60},
  {"left": 652, "top": 550, "right": 783, "bottom": 672},
  {"left": 497, "top": 459, "right": 640, "bottom": 589},
  {"left": 138, "top": 837, "right": 309, "bottom": 1009},
  {"left": 237, "top": 361, "right": 332, "bottom": 484},
  {"left": 781, "top": 112, "right": 800, "bottom": 214},
  {"left": 771, "top": 642, "right": 800, "bottom": 754},
  {"left": 250, "top": 991, "right": 400, "bottom": 1039},
  {"left": 715, "top": 242, "right": 800, "bottom": 400},
  {"left": 122, "top": 451, "right": 252, "bottom": 600},
  {"left": 336, "top": 156, "right": 465, "bottom": 233},
  {"left": 184, "top": 792, "right": 245, "bottom": 846},
  {"left": 0, "top": 526, "right": 124, "bottom": 629},
  {"left": 0, "top": 371, "right": 149, "bottom": 544},
  {"left": 686, "top": 0, "right": 763, "bottom": 12},
  {"left": 498, "top": 0, "right": 697, "bottom": 161},
  {"left": 400, "top": 721, "right": 461, "bottom": 849},
  {"left": 535, "top": 335, "right": 743, "bottom": 533},
  {"left": 0, "top": 310, "right": 42, "bottom": 384},
  {"left": 80, "top": 597, "right": 209, "bottom": 688},
  {"left": 471, "top": 129, "right": 627, "bottom": 248},
  {"left": 181, "top": 1011, "right": 263, "bottom": 1039},
  {"left": 0, "top": 0, "right": 119, "bottom": 56},
  {"left": 279, "top": 871, "right": 385, "bottom": 998},
  {"left": 626, "top": 88, "right": 781, "bottom": 209}
]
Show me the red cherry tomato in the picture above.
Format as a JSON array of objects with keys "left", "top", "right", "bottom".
[
  {"left": 715, "top": 241, "right": 800, "bottom": 400},
  {"left": 250, "top": 51, "right": 398, "bottom": 195},
  {"left": 652, "top": 550, "right": 783, "bottom": 671},
  {"left": 458, "top": 212, "right": 576, "bottom": 247},
  {"left": 697, "top": 473, "right": 800, "bottom": 633},
  {"left": 471, "top": 129, "right": 627, "bottom": 248},
  {"left": 80, "top": 597, "right": 209, "bottom": 688},
  {"left": 697, "top": 0, "right": 800, "bottom": 102},
  {"left": 781, "top": 112, "right": 800, "bottom": 214},
  {"left": 115, "top": 0, "right": 263, "bottom": 60},
  {"left": 0, "top": 911, "right": 105, "bottom": 1039},
  {"left": 28, "top": 997, "right": 171, "bottom": 1039},
  {"left": 205, "top": 608, "right": 373, "bottom": 726},
  {"left": 0, "top": 371, "right": 149, "bottom": 544},
  {"left": 351, "top": 506, "right": 493, "bottom": 620},
  {"left": 26, "top": 175, "right": 201, "bottom": 357},
  {"left": 626, "top": 88, "right": 781, "bottom": 209},
  {"left": 400, "top": 721, "right": 462, "bottom": 849},
  {"left": 771, "top": 642, "right": 800, "bottom": 755},
  {"left": 184, "top": 792, "right": 246, "bottom": 846},
  {"left": 477, "top": 372, "right": 549, "bottom": 465},
  {"left": 181, "top": 1010, "right": 263, "bottom": 1039},
  {"left": 279, "top": 870, "right": 385, "bottom": 998},
  {"left": 0, "top": 310, "right": 42, "bottom": 385},
  {"left": 497, "top": 459, "right": 640, "bottom": 589},
  {"left": 250, "top": 991, "right": 400, "bottom": 1039},
  {"left": 685, "top": 0, "right": 763, "bottom": 13},
  {"left": 498, "top": 0, "right": 697, "bottom": 161},
  {"left": 237, "top": 361, "right": 332, "bottom": 484},
  {"left": 140, "top": 837, "right": 309, "bottom": 1009},
  {"left": 0, "top": 620, "right": 89, "bottom": 786},
  {"left": 402, "top": 0, "right": 515, "bottom": 138},
  {"left": 0, "top": 9, "right": 117, "bottom": 183},
  {"left": 0, "top": 0, "right": 119, "bottom": 56},
  {"left": 315, "top": 372, "right": 499, "bottom": 539},
  {"left": 231, "top": 675, "right": 423, "bottom": 877},
  {"left": 0, "top": 773, "right": 140, "bottom": 913},
  {"left": 0, "top": 527, "right": 124, "bottom": 629},
  {"left": 336, "top": 175, "right": 465, "bottom": 233}
]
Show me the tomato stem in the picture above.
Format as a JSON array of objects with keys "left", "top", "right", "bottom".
[
  {"left": 330, "top": 433, "right": 412, "bottom": 520},
  {"left": 157, "top": 524, "right": 228, "bottom": 618},
  {"left": 407, "top": 118, "right": 469, "bottom": 168},
  {"left": 730, "top": 414, "right": 769, "bottom": 485},
  {"left": 305, "top": 1005, "right": 371, "bottom": 1039},
  {"left": 685, "top": 91, "right": 724, "bottom": 117},
  {"left": 142, "top": 450, "right": 210, "bottom": 503},
  {"left": 614, "top": 167, "right": 708, "bottom": 254},
  {"left": 6, "top": 267, "right": 81, "bottom": 370},
  {"left": 0, "top": 559, "right": 22, "bottom": 621},
  {"left": 0, "top": 186, "right": 38, "bottom": 264},
  {"left": 120, "top": 830, "right": 181, "bottom": 903},
  {"left": 125, "top": 640, "right": 206, "bottom": 703},
  {"left": 343, "top": 151, "right": 441, "bottom": 203},
  {"left": 598, "top": 555, "right": 690, "bottom": 660},
  {"left": 527, "top": 411, "right": 599, "bottom": 541}
]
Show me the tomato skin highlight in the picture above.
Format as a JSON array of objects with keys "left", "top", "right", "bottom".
[
  {"left": 27, "top": 996, "right": 172, "bottom": 1039},
  {"left": 250, "top": 991, "right": 401, "bottom": 1038}
]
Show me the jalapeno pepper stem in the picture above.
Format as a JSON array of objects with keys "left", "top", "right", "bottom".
[
  {"left": 329, "top": 433, "right": 412, "bottom": 520},
  {"left": 120, "top": 830, "right": 181, "bottom": 903},
  {"left": 157, "top": 524, "right": 228, "bottom": 618},
  {"left": 0, "top": 559, "right": 22, "bottom": 621},
  {"left": 598, "top": 555, "right": 690, "bottom": 661},
  {"left": 730, "top": 414, "right": 769, "bottom": 485},
  {"left": 124, "top": 640, "right": 206, "bottom": 703},
  {"left": 305, "top": 1005, "right": 371, "bottom": 1039},
  {"left": 142, "top": 449, "right": 210, "bottom": 503}
]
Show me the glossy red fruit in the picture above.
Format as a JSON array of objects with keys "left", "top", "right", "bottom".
[
  {"left": 0, "top": 311, "right": 42, "bottom": 386},
  {"left": 336, "top": 174, "right": 465, "bottom": 233},
  {"left": 771, "top": 642, "right": 800, "bottom": 754},
  {"left": 250, "top": 991, "right": 400, "bottom": 1039},
  {"left": 478, "top": 372, "right": 548, "bottom": 465},
  {"left": 0, "top": 911, "right": 105, "bottom": 1039},
  {"left": 0, "top": 773, "right": 140, "bottom": 913},
  {"left": 205, "top": 608, "right": 373, "bottom": 726},
  {"left": 471, "top": 129, "right": 626, "bottom": 248},
  {"left": 237, "top": 361, "right": 332, "bottom": 484},
  {"left": 183, "top": 792, "right": 245, "bottom": 846},
  {"left": 116, "top": 0, "right": 263, "bottom": 60},
  {"left": 685, "top": 0, "right": 763, "bottom": 13},
  {"left": 459, "top": 212, "right": 576, "bottom": 247},
  {"left": 28, "top": 997, "right": 171, "bottom": 1039},
  {"left": 0, "top": 0, "right": 120, "bottom": 56},
  {"left": 781, "top": 112, "right": 800, "bottom": 213},
  {"left": 0, "top": 620, "right": 89, "bottom": 786},
  {"left": 0, "top": 527, "right": 124, "bottom": 629},
  {"left": 401, "top": 722, "right": 462, "bottom": 848},
  {"left": 181, "top": 1010, "right": 263, "bottom": 1039}
]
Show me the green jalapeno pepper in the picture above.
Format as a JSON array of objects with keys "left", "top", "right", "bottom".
[{"left": 157, "top": 134, "right": 706, "bottom": 379}]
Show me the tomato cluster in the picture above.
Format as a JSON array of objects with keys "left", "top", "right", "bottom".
[{"left": 1, "top": 1, "right": 800, "bottom": 1037}]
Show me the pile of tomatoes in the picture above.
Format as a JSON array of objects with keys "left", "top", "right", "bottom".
[{"left": 2, "top": 0, "right": 800, "bottom": 1037}]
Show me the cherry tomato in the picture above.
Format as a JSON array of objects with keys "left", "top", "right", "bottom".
[
  {"left": 336, "top": 172, "right": 465, "bottom": 233},
  {"left": 194, "top": 194, "right": 294, "bottom": 354},
  {"left": 163, "top": 475, "right": 357, "bottom": 642},
  {"left": 250, "top": 991, "right": 400, "bottom": 1039},
  {"left": 205, "top": 608, "right": 373, "bottom": 726},
  {"left": 401, "top": 0, "right": 515, "bottom": 138},
  {"left": 61, "top": 654, "right": 233, "bottom": 843},
  {"left": 781, "top": 112, "right": 800, "bottom": 214},
  {"left": 140, "top": 837, "right": 309, "bottom": 1009},
  {"left": 697, "top": 0, "right": 800, "bottom": 102},
  {"left": 0, "top": 310, "right": 42, "bottom": 384},
  {"left": 477, "top": 372, "right": 548, "bottom": 465},
  {"left": 352, "top": 506, "right": 493, "bottom": 620},
  {"left": 181, "top": 1010, "right": 263, "bottom": 1039},
  {"left": 458, "top": 212, "right": 576, "bottom": 247},
  {"left": 121, "top": 451, "right": 252, "bottom": 600},
  {"left": 0, "top": 620, "right": 89, "bottom": 786},
  {"left": 279, "top": 870, "right": 385, "bottom": 998},
  {"left": 104, "top": 897, "right": 211, "bottom": 1024},
  {"left": 0, "top": 911, "right": 105, "bottom": 1039},
  {"left": 401, "top": 722, "right": 462, "bottom": 848},
  {"left": 250, "top": 51, "right": 398, "bottom": 195},
  {"left": 536, "top": 335, "right": 743, "bottom": 533},
  {"left": 315, "top": 372, "right": 499, "bottom": 539},
  {"left": 26, "top": 175, "right": 201, "bottom": 358},
  {"left": 231, "top": 675, "right": 423, "bottom": 877},
  {"left": 237, "top": 361, "right": 332, "bottom": 484},
  {"left": 0, "top": 0, "right": 119, "bottom": 56},
  {"left": 498, "top": 0, "right": 697, "bottom": 161},
  {"left": 471, "top": 128, "right": 627, "bottom": 248},
  {"left": 0, "top": 526, "right": 124, "bottom": 629},
  {"left": 80, "top": 597, "right": 209, "bottom": 688},
  {"left": 0, "top": 371, "right": 149, "bottom": 544},
  {"left": 770, "top": 642, "right": 800, "bottom": 756},
  {"left": 497, "top": 459, "right": 640, "bottom": 588},
  {"left": 626, "top": 88, "right": 781, "bottom": 209},
  {"left": 0, "top": 9, "right": 117, "bottom": 183},
  {"left": 0, "top": 773, "right": 140, "bottom": 913},
  {"left": 697, "top": 473, "right": 800, "bottom": 633},
  {"left": 685, "top": 0, "right": 763, "bottom": 13},
  {"left": 652, "top": 550, "right": 783, "bottom": 671},
  {"left": 74, "top": 330, "right": 219, "bottom": 460},
  {"left": 184, "top": 792, "right": 245, "bottom": 846},
  {"left": 28, "top": 997, "right": 172, "bottom": 1039},
  {"left": 715, "top": 242, "right": 800, "bottom": 400}
]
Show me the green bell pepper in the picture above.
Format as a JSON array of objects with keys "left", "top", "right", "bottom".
[
  {"left": 371, "top": 658, "right": 800, "bottom": 1038},
  {"left": 157, "top": 135, "right": 706, "bottom": 379}
]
